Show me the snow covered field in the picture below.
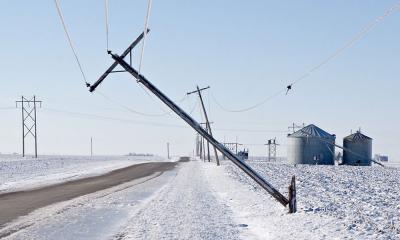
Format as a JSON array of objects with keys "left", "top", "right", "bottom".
[
  {"left": 1, "top": 158, "right": 399, "bottom": 239},
  {"left": 220, "top": 160, "right": 400, "bottom": 239},
  {"left": 0, "top": 155, "right": 166, "bottom": 193}
]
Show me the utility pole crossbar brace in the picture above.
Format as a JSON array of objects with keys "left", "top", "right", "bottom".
[{"left": 89, "top": 31, "right": 296, "bottom": 212}]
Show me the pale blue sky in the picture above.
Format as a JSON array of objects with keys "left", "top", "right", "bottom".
[{"left": 0, "top": 1, "right": 399, "bottom": 160}]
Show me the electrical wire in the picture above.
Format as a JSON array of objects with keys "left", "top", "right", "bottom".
[
  {"left": 137, "top": 0, "right": 153, "bottom": 78},
  {"left": 105, "top": 0, "right": 110, "bottom": 51},
  {"left": 0, "top": 107, "right": 15, "bottom": 110},
  {"left": 95, "top": 90, "right": 188, "bottom": 117},
  {"left": 54, "top": 0, "right": 89, "bottom": 86},
  {"left": 211, "top": 88, "right": 285, "bottom": 113},
  {"left": 42, "top": 107, "right": 188, "bottom": 129},
  {"left": 41, "top": 107, "right": 286, "bottom": 133},
  {"left": 211, "top": 2, "right": 400, "bottom": 113}
]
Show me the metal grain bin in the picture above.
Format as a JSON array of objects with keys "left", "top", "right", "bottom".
[
  {"left": 287, "top": 124, "right": 336, "bottom": 165},
  {"left": 343, "top": 131, "right": 372, "bottom": 166}
]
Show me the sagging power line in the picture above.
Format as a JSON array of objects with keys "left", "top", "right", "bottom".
[{"left": 210, "top": 2, "right": 400, "bottom": 113}]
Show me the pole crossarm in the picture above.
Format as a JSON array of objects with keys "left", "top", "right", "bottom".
[
  {"left": 89, "top": 29, "right": 150, "bottom": 92},
  {"left": 187, "top": 86, "right": 210, "bottom": 95},
  {"left": 91, "top": 52, "right": 290, "bottom": 207}
]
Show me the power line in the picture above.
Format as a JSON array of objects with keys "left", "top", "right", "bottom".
[
  {"left": 41, "top": 107, "right": 286, "bottom": 133},
  {"left": 42, "top": 107, "right": 189, "bottom": 129},
  {"left": 96, "top": 90, "right": 173, "bottom": 117},
  {"left": 104, "top": 0, "right": 110, "bottom": 52},
  {"left": 0, "top": 107, "right": 15, "bottom": 110},
  {"left": 95, "top": 90, "right": 190, "bottom": 117},
  {"left": 53, "top": 0, "right": 89, "bottom": 86},
  {"left": 137, "top": 0, "right": 153, "bottom": 78},
  {"left": 211, "top": 2, "right": 400, "bottom": 113},
  {"left": 211, "top": 88, "right": 285, "bottom": 113}
]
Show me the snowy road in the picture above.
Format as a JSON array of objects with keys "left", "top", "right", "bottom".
[
  {"left": 2, "top": 158, "right": 397, "bottom": 239},
  {"left": 0, "top": 155, "right": 167, "bottom": 193},
  {"left": 0, "top": 160, "right": 242, "bottom": 240},
  {"left": 0, "top": 162, "right": 176, "bottom": 227}
]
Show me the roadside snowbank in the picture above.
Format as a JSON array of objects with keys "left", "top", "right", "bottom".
[{"left": 0, "top": 155, "right": 166, "bottom": 193}]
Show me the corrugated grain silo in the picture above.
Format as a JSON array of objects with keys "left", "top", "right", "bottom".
[
  {"left": 287, "top": 124, "right": 336, "bottom": 165},
  {"left": 343, "top": 131, "right": 372, "bottom": 166}
]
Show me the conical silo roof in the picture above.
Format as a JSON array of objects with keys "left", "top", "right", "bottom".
[
  {"left": 289, "top": 124, "right": 335, "bottom": 139},
  {"left": 344, "top": 131, "right": 372, "bottom": 141}
]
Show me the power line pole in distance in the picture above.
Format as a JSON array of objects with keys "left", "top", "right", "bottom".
[
  {"left": 187, "top": 86, "right": 220, "bottom": 166},
  {"left": 266, "top": 138, "right": 279, "bottom": 161},
  {"left": 15, "top": 96, "right": 42, "bottom": 158}
]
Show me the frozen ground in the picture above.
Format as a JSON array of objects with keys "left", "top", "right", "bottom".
[
  {"left": 0, "top": 154, "right": 167, "bottom": 193},
  {"left": 220, "top": 160, "right": 400, "bottom": 239},
  {"left": 1, "top": 159, "right": 399, "bottom": 239},
  {"left": 1, "top": 161, "right": 241, "bottom": 240}
]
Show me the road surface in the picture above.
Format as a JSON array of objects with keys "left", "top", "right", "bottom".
[{"left": 0, "top": 162, "right": 177, "bottom": 228}]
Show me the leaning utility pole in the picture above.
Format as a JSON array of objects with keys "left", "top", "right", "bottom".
[
  {"left": 15, "top": 96, "right": 42, "bottom": 158},
  {"left": 188, "top": 86, "right": 220, "bottom": 166},
  {"left": 266, "top": 138, "right": 279, "bottom": 161},
  {"left": 87, "top": 31, "right": 296, "bottom": 212}
]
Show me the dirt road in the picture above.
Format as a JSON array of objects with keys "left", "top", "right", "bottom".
[{"left": 0, "top": 162, "right": 177, "bottom": 227}]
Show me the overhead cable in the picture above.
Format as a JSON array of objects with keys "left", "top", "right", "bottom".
[
  {"left": 211, "top": 2, "right": 400, "bottom": 113},
  {"left": 105, "top": 0, "right": 110, "bottom": 51},
  {"left": 137, "top": 0, "right": 153, "bottom": 78},
  {"left": 54, "top": 0, "right": 89, "bottom": 86}
]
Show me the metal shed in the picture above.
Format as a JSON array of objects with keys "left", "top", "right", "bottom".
[
  {"left": 343, "top": 131, "right": 372, "bottom": 166},
  {"left": 287, "top": 124, "right": 336, "bottom": 165}
]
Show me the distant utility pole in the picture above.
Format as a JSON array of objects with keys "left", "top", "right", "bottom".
[
  {"left": 167, "top": 142, "right": 170, "bottom": 159},
  {"left": 288, "top": 123, "right": 305, "bottom": 133},
  {"left": 200, "top": 122, "right": 214, "bottom": 162},
  {"left": 266, "top": 138, "right": 279, "bottom": 161},
  {"left": 15, "top": 96, "right": 42, "bottom": 158},
  {"left": 224, "top": 140, "right": 243, "bottom": 155},
  {"left": 91, "top": 137, "right": 93, "bottom": 157},
  {"left": 187, "top": 86, "right": 220, "bottom": 166}
]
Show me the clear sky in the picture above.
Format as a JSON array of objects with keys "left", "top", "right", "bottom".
[{"left": 0, "top": 1, "right": 399, "bottom": 161}]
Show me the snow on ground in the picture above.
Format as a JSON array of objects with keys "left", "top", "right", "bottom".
[
  {"left": 1, "top": 161, "right": 241, "bottom": 240},
  {"left": 0, "top": 154, "right": 167, "bottom": 193},
  {"left": 214, "top": 160, "right": 400, "bottom": 239},
  {"left": 115, "top": 161, "right": 240, "bottom": 240},
  {"left": 1, "top": 158, "right": 399, "bottom": 239}
]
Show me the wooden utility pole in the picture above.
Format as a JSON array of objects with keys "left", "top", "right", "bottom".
[
  {"left": 188, "top": 86, "right": 220, "bottom": 166},
  {"left": 91, "top": 137, "right": 93, "bottom": 157},
  {"left": 167, "top": 142, "right": 170, "bottom": 159},
  {"left": 16, "top": 96, "right": 42, "bottom": 158},
  {"left": 88, "top": 33, "right": 296, "bottom": 212}
]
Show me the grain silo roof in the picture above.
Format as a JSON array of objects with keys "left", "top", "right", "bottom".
[
  {"left": 344, "top": 131, "right": 372, "bottom": 141},
  {"left": 289, "top": 124, "right": 335, "bottom": 139}
]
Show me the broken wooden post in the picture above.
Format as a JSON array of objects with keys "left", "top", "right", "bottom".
[{"left": 288, "top": 175, "right": 297, "bottom": 213}]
